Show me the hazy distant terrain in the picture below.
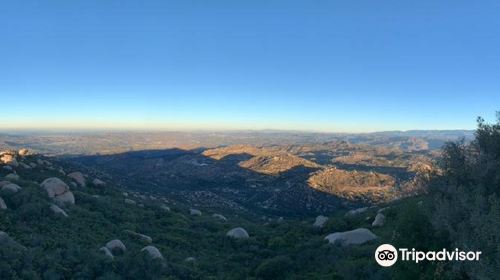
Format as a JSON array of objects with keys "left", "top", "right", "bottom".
[{"left": 0, "top": 130, "right": 474, "bottom": 156}]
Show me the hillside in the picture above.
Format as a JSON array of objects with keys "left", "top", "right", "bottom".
[{"left": 0, "top": 147, "right": 450, "bottom": 279}]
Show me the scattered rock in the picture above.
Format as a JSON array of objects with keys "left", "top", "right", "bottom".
[
  {"left": 372, "top": 213, "right": 386, "bottom": 227},
  {"left": 377, "top": 207, "right": 389, "bottom": 214},
  {"left": 124, "top": 230, "right": 152, "bottom": 244},
  {"left": 105, "top": 239, "right": 126, "bottom": 255},
  {"left": 2, "top": 166, "right": 13, "bottom": 171},
  {"left": 92, "top": 178, "right": 106, "bottom": 187},
  {"left": 124, "top": 199, "right": 136, "bottom": 205},
  {"left": 212, "top": 213, "right": 227, "bottom": 222},
  {"left": 160, "top": 205, "right": 170, "bottom": 211},
  {"left": 324, "top": 228, "right": 378, "bottom": 246},
  {"left": 190, "top": 209, "right": 202, "bottom": 216},
  {"left": 1, "top": 183, "right": 22, "bottom": 193},
  {"left": 5, "top": 173, "right": 20, "bottom": 181},
  {"left": 18, "top": 149, "right": 29, "bottom": 156},
  {"left": 67, "top": 172, "right": 86, "bottom": 187},
  {"left": 50, "top": 204, "right": 68, "bottom": 217},
  {"left": 0, "top": 197, "right": 7, "bottom": 209},
  {"left": 345, "top": 207, "right": 368, "bottom": 216},
  {"left": 40, "top": 177, "right": 75, "bottom": 205},
  {"left": 99, "top": 246, "right": 114, "bottom": 259},
  {"left": 141, "top": 246, "right": 164, "bottom": 259},
  {"left": 0, "top": 231, "right": 25, "bottom": 250},
  {"left": 313, "top": 215, "right": 329, "bottom": 228},
  {"left": 184, "top": 257, "right": 196, "bottom": 263},
  {"left": 226, "top": 227, "right": 249, "bottom": 239}
]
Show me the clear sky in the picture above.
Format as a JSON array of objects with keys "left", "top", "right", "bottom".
[{"left": 1, "top": 0, "right": 499, "bottom": 132}]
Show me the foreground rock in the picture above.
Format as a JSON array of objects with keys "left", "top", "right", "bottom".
[
  {"left": 313, "top": 215, "right": 329, "bottom": 228},
  {"left": 226, "top": 227, "right": 249, "bottom": 239},
  {"left": 105, "top": 239, "right": 126, "bottom": 255},
  {"left": 141, "top": 246, "right": 164, "bottom": 259},
  {"left": 324, "top": 228, "right": 377, "bottom": 246},
  {"left": 124, "top": 230, "right": 152, "bottom": 244},
  {"left": 67, "top": 172, "right": 86, "bottom": 187},
  {"left": 41, "top": 178, "right": 75, "bottom": 206},
  {"left": 372, "top": 213, "right": 386, "bottom": 227}
]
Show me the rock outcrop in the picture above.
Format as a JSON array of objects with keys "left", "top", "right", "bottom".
[{"left": 324, "top": 228, "right": 377, "bottom": 246}]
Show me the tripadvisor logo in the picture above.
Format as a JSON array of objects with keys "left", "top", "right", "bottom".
[{"left": 375, "top": 244, "right": 482, "bottom": 267}]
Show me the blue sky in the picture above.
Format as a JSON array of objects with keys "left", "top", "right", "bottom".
[{"left": 1, "top": 0, "right": 499, "bottom": 132}]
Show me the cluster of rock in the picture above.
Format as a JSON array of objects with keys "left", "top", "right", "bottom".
[
  {"left": 100, "top": 239, "right": 163, "bottom": 260},
  {"left": 40, "top": 178, "right": 75, "bottom": 206}
]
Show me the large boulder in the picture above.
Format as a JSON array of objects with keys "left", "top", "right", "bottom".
[
  {"left": 313, "top": 215, "right": 329, "bottom": 228},
  {"left": 372, "top": 213, "right": 386, "bottom": 227},
  {"left": 0, "top": 197, "right": 7, "bottom": 209},
  {"left": 50, "top": 204, "right": 68, "bottom": 217},
  {"left": 141, "top": 246, "right": 164, "bottom": 259},
  {"left": 40, "top": 177, "right": 75, "bottom": 205},
  {"left": 67, "top": 172, "right": 86, "bottom": 187},
  {"left": 190, "top": 209, "right": 202, "bottom": 216},
  {"left": 325, "top": 228, "right": 377, "bottom": 246},
  {"left": 124, "top": 230, "right": 152, "bottom": 244},
  {"left": 212, "top": 213, "right": 228, "bottom": 222},
  {"left": 105, "top": 239, "right": 126, "bottom": 255},
  {"left": 226, "top": 227, "right": 249, "bottom": 239},
  {"left": 1, "top": 183, "right": 22, "bottom": 193}
]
